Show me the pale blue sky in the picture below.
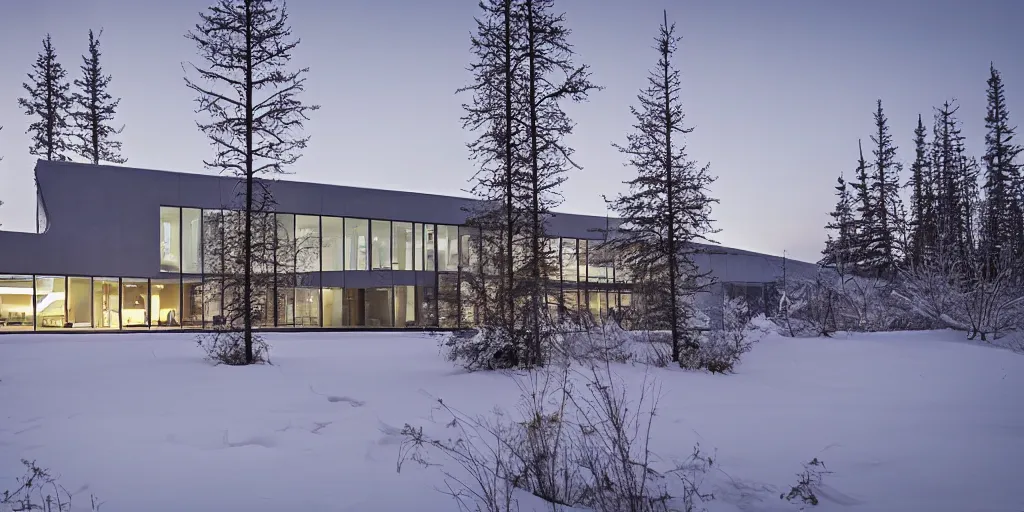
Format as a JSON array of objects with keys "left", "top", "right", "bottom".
[{"left": 0, "top": 0, "right": 1021, "bottom": 262}]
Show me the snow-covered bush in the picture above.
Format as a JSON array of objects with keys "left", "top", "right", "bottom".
[
  {"left": 196, "top": 329, "right": 270, "bottom": 366},
  {"left": 2, "top": 459, "right": 102, "bottom": 512},
  {"left": 682, "top": 298, "right": 764, "bottom": 373},
  {"left": 440, "top": 327, "right": 525, "bottom": 371},
  {"left": 552, "top": 321, "right": 673, "bottom": 368}
]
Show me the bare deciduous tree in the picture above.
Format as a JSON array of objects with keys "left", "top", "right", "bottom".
[{"left": 184, "top": 0, "right": 318, "bottom": 364}]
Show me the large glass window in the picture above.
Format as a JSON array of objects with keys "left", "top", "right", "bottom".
[
  {"left": 459, "top": 226, "right": 479, "bottom": 270},
  {"left": 203, "top": 210, "right": 225, "bottom": 275},
  {"left": 322, "top": 216, "right": 344, "bottom": 271},
  {"left": 365, "top": 287, "right": 393, "bottom": 327},
  {"left": 345, "top": 219, "right": 368, "bottom": 270},
  {"left": 344, "top": 288, "right": 365, "bottom": 326},
  {"left": 394, "top": 285, "right": 416, "bottom": 327},
  {"left": 322, "top": 287, "right": 345, "bottom": 327},
  {"left": 92, "top": 278, "right": 119, "bottom": 329},
  {"left": 152, "top": 278, "right": 181, "bottom": 328},
  {"left": 121, "top": 278, "right": 150, "bottom": 328},
  {"left": 417, "top": 285, "right": 437, "bottom": 327},
  {"left": 414, "top": 223, "right": 425, "bottom": 271},
  {"left": 438, "top": 225, "right": 460, "bottom": 271},
  {"left": 182, "top": 208, "right": 202, "bottom": 274},
  {"left": 67, "top": 277, "right": 92, "bottom": 328},
  {"left": 370, "top": 220, "right": 392, "bottom": 270},
  {"left": 438, "top": 273, "right": 459, "bottom": 328},
  {"left": 578, "top": 240, "right": 589, "bottom": 282},
  {"left": 182, "top": 277, "right": 203, "bottom": 328},
  {"left": 424, "top": 224, "right": 436, "bottom": 271},
  {"left": 393, "top": 222, "right": 413, "bottom": 271},
  {"left": 160, "top": 207, "right": 181, "bottom": 273},
  {"left": 295, "top": 287, "right": 320, "bottom": 327},
  {"left": 277, "top": 281, "right": 295, "bottom": 327},
  {"left": 561, "top": 238, "right": 578, "bottom": 282},
  {"left": 202, "top": 277, "right": 224, "bottom": 327},
  {"left": 0, "top": 275, "right": 35, "bottom": 331},
  {"left": 35, "top": 276, "right": 66, "bottom": 329},
  {"left": 296, "top": 215, "right": 320, "bottom": 273},
  {"left": 277, "top": 213, "right": 296, "bottom": 274}
]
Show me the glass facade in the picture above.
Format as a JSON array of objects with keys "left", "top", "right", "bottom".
[
  {"left": 370, "top": 220, "right": 391, "bottom": 270},
  {"left": 345, "top": 219, "right": 368, "bottom": 271},
  {"left": 0, "top": 204, "right": 634, "bottom": 332}
]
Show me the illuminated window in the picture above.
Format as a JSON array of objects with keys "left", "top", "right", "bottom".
[
  {"left": 296, "top": 215, "right": 320, "bottom": 273},
  {"left": 322, "top": 287, "right": 345, "bottom": 327},
  {"left": 160, "top": 207, "right": 181, "bottom": 273},
  {"left": 394, "top": 285, "right": 416, "bottom": 327},
  {"left": 322, "top": 216, "right": 344, "bottom": 271},
  {"left": 424, "top": 224, "right": 436, "bottom": 271},
  {"left": 67, "top": 277, "right": 92, "bottom": 328},
  {"left": 121, "top": 278, "right": 150, "bottom": 328},
  {"left": 92, "top": 278, "right": 119, "bottom": 329},
  {"left": 0, "top": 275, "right": 35, "bottom": 331},
  {"left": 345, "top": 219, "right": 368, "bottom": 270},
  {"left": 182, "top": 208, "right": 202, "bottom": 274},
  {"left": 370, "top": 220, "right": 391, "bottom": 270},
  {"left": 151, "top": 279, "right": 181, "bottom": 329},
  {"left": 414, "top": 223, "right": 425, "bottom": 271},
  {"left": 393, "top": 222, "right": 413, "bottom": 271}
]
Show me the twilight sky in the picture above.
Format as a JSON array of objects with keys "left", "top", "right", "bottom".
[{"left": 0, "top": 0, "right": 1021, "bottom": 263}]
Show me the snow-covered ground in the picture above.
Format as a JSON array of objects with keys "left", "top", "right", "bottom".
[{"left": 0, "top": 329, "right": 1022, "bottom": 512}]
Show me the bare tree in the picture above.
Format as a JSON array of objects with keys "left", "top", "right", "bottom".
[
  {"left": 71, "top": 29, "right": 126, "bottom": 165},
  {"left": 517, "top": 0, "right": 598, "bottom": 366},
  {"left": 19, "top": 35, "right": 73, "bottom": 162},
  {"left": 607, "top": 11, "right": 717, "bottom": 365},
  {"left": 184, "top": 0, "right": 318, "bottom": 364},
  {"left": 458, "top": 0, "right": 532, "bottom": 367}
]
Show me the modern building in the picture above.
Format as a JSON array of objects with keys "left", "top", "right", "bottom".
[{"left": 0, "top": 160, "right": 816, "bottom": 333}]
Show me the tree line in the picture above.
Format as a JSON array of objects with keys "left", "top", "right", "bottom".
[
  {"left": 17, "top": 31, "right": 125, "bottom": 165},
  {"left": 814, "top": 64, "right": 1022, "bottom": 338}
]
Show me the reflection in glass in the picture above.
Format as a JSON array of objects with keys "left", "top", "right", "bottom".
[
  {"left": 182, "top": 277, "right": 203, "bottom": 328},
  {"left": 561, "top": 238, "right": 577, "bottom": 282},
  {"left": 295, "top": 287, "right": 320, "bottom": 327},
  {"left": 344, "top": 288, "right": 364, "bottom": 326},
  {"left": 296, "top": 215, "right": 320, "bottom": 273}
]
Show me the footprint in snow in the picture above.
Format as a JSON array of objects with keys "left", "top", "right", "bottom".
[{"left": 327, "top": 396, "right": 366, "bottom": 407}]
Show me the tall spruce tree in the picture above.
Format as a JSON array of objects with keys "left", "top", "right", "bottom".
[
  {"left": 608, "top": 11, "right": 717, "bottom": 364},
  {"left": 185, "top": 0, "right": 318, "bottom": 364},
  {"left": 19, "top": 35, "right": 73, "bottom": 162},
  {"left": 867, "top": 100, "right": 903, "bottom": 277},
  {"left": 981, "top": 63, "right": 1022, "bottom": 274},
  {"left": 906, "top": 114, "right": 934, "bottom": 266},
  {"left": 71, "top": 29, "right": 125, "bottom": 165},
  {"left": 458, "top": 0, "right": 530, "bottom": 366},
  {"left": 849, "top": 139, "right": 873, "bottom": 273},
  {"left": 931, "top": 101, "right": 972, "bottom": 265},
  {"left": 820, "top": 174, "right": 855, "bottom": 273},
  {"left": 517, "top": 0, "right": 598, "bottom": 365}
]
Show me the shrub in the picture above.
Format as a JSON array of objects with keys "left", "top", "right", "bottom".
[
  {"left": 682, "top": 298, "right": 763, "bottom": 373},
  {"left": 780, "top": 457, "right": 832, "bottom": 507},
  {"left": 196, "top": 329, "right": 270, "bottom": 366},
  {"left": 2, "top": 459, "right": 102, "bottom": 512}
]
